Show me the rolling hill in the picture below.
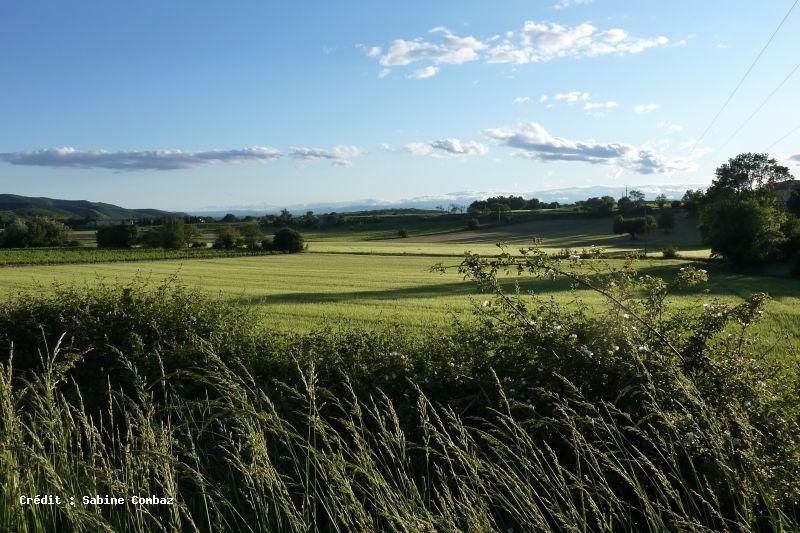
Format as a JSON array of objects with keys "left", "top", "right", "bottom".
[{"left": 0, "top": 194, "right": 183, "bottom": 220}]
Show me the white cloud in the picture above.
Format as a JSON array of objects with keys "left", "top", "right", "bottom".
[
  {"left": 404, "top": 138, "right": 489, "bottom": 158},
  {"left": 553, "top": 0, "right": 593, "bottom": 10},
  {"left": 514, "top": 96, "right": 531, "bottom": 104},
  {"left": 554, "top": 91, "right": 591, "bottom": 104},
  {"left": 288, "top": 145, "right": 362, "bottom": 167},
  {"left": 483, "top": 122, "right": 692, "bottom": 174},
  {"left": 539, "top": 95, "right": 548, "bottom": 103},
  {"left": 634, "top": 103, "right": 661, "bottom": 114},
  {"left": 584, "top": 101, "right": 618, "bottom": 110},
  {"left": 363, "top": 20, "right": 672, "bottom": 78},
  {"left": 0, "top": 146, "right": 282, "bottom": 171},
  {"left": 407, "top": 65, "right": 440, "bottom": 79},
  {"left": 487, "top": 21, "right": 669, "bottom": 64},
  {"left": 789, "top": 154, "right": 800, "bottom": 165}
]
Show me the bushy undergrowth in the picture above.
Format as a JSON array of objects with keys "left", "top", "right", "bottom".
[{"left": 0, "top": 248, "right": 797, "bottom": 532}]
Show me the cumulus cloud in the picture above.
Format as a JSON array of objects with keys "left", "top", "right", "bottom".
[
  {"left": 407, "top": 65, "right": 440, "bottom": 79},
  {"left": 553, "top": 91, "right": 591, "bottom": 104},
  {"left": 363, "top": 20, "right": 671, "bottom": 78},
  {"left": 288, "top": 145, "right": 361, "bottom": 167},
  {"left": 634, "top": 103, "right": 660, "bottom": 114},
  {"left": 483, "top": 122, "right": 692, "bottom": 174},
  {"left": 789, "top": 154, "right": 800, "bottom": 165},
  {"left": 514, "top": 96, "right": 531, "bottom": 104},
  {"left": 0, "top": 146, "right": 282, "bottom": 171},
  {"left": 404, "top": 139, "right": 489, "bottom": 158},
  {"left": 584, "top": 101, "right": 618, "bottom": 110}
]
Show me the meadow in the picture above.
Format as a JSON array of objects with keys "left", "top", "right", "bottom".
[{"left": 1, "top": 213, "right": 799, "bottom": 531}]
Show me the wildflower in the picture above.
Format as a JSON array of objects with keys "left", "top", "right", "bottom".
[
  {"left": 732, "top": 437, "right": 741, "bottom": 447},
  {"left": 389, "top": 350, "right": 400, "bottom": 357},
  {"left": 699, "top": 269, "right": 707, "bottom": 274},
  {"left": 546, "top": 268, "right": 555, "bottom": 275},
  {"left": 482, "top": 300, "right": 491, "bottom": 308},
  {"left": 638, "top": 344, "right": 649, "bottom": 352},
  {"left": 744, "top": 400, "right": 751, "bottom": 408},
  {"left": 568, "top": 333, "right": 578, "bottom": 341},
  {"left": 622, "top": 313, "right": 630, "bottom": 319},
  {"left": 580, "top": 345, "right": 593, "bottom": 357},
  {"left": 553, "top": 325, "right": 562, "bottom": 331},
  {"left": 685, "top": 431, "right": 695, "bottom": 442},
  {"left": 568, "top": 254, "right": 580, "bottom": 261}
]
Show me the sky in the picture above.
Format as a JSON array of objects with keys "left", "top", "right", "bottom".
[{"left": 1, "top": 0, "right": 799, "bottom": 212}]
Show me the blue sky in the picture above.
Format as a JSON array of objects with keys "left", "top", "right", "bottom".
[{"left": 1, "top": 0, "right": 799, "bottom": 211}]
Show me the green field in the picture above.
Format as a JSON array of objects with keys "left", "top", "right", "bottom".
[
  {"left": 1, "top": 213, "right": 796, "bottom": 357},
  {"left": 1, "top": 252, "right": 797, "bottom": 357}
]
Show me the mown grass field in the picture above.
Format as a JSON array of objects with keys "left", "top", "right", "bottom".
[{"left": 1, "top": 252, "right": 797, "bottom": 358}]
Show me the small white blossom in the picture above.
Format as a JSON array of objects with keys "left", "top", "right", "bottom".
[
  {"left": 580, "top": 345, "right": 593, "bottom": 357},
  {"left": 482, "top": 300, "right": 491, "bottom": 308},
  {"left": 389, "top": 350, "right": 400, "bottom": 357},
  {"left": 685, "top": 431, "right": 695, "bottom": 442},
  {"left": 553, "top": 325, "right": 562, "bottom": 331},
  {"left": 638, "top": 344, "right": 649, "bottom": 352},
  {"left": 568, "top": 254, "right": 580, "bottom": 261},
  {"left": 622, "top": 314, "right": 630, "bottom": 319},
  {"left": 568, "top": 333, "right": 578, "bottom": 341}
]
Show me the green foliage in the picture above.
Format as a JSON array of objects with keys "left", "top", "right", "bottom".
[
  {"left": 96, "top": 222, "right": 138, "bottom": 248},
  {"left": 580, "top": 196, "right": 615, "bottom": 215},
  {"left": 658, "top": 210, "right": 675, "bottom": 231},
  {"left": 273, "top": 228, "right": 304, "bottom": 252},
  {"left": 661, "top": 246, "right": 679, "bottom": 259},
  {"left": 221, "top": 213, "right": 239, "bottom": 222},
  {"left": 297, "top": 210, "right": 320, "bottom": 228},
  {"left": 655, "top": 193, "right": 668, "bottom": 209},
  {"left": 214, "top": 226, "right": 243, "bottom": 249},
  {"left": 238, "top": 222, "right": 263, "bottom": 250},
  {"left": 612, "top": 215, "right": 656, "bottom": 239},
  {"left": 701, "top": 197, "right": 787, "bottom": 264},
  {"left": 0, "top": 251, "right": 796, "bottom": 531},
  {"left": 158, "top": 217, "right": 186, "bottom": 249},
  {"left": 706, "top": 152, "right": 790, "bottom": 202},
  {"left": 397, "top": 228, "right": 409, "bottom": 238},
  {"left": 0, "top": 216, "right": 70, "bottom": 248},
  {"left": 466, "top": 217, "right": 480, "bottom": 230}
]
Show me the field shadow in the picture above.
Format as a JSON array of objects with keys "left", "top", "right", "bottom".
[{"left": 245, "top": 260, "right": 799, "bottom": 307}]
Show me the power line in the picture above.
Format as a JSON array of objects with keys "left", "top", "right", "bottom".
[
  {"left": 767, "top": 123, "right": 800, "bottom": 150},
  {"left": 713, "top": 59, "right": 800, "bottom": 156},
  {"left": 687, "top": 0, "right": 799, "bottom": 156}
]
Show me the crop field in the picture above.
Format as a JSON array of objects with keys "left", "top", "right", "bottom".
[{"left": 1, "top": 251, "right": 797, "bottom": 358}]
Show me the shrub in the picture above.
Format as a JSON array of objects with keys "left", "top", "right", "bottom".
[
  {"left": 398, "top": 229, "right": 409, "bottom": 238},
  {"left": 214, "top": 226, "right": 243, "bottom": 249},
  {"left": 96, "top": 222, "right": 138, "bottom": 248},
  {"left": 661, "top": 246, "right": 679, "bottom": 259},
  {"left": 466, "top": 217, "right": 480, "bottom": 230},
  {"left": 0, "top": 216, "right": 70, "bottom": 248},
  {"left": 272, "top": 228, "right": 304, "bottom": 253},
  {"left": 0, "top": 251, "right": 797, "bottom": 531},
  {"left": 261, "top": 237, "right": 274, "bottom": 251}
]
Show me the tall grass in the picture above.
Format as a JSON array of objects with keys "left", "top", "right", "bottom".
[{"left": 0, "top": 250, "right": 797, "bottom": 531}]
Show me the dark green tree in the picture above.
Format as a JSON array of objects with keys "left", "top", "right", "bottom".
[
  {"left": 214, "top": 226, "right": 243, "bottom": 249},
  {"left": 96, "top": 222, "right": 138, "bottom": 248},
  {"left": 272, "top": 228, "right": 304, "bottom": 253}
]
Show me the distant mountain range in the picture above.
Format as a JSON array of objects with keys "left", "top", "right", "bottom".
[
  {"left": 0, "top": 194, "right": 182, "bottom": 220},
  {"left": 194, "top": 184, "right": 707, "bottom": 217},
  {"left": 0, "top": 184, "right": 710, "bottom": 220}
]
